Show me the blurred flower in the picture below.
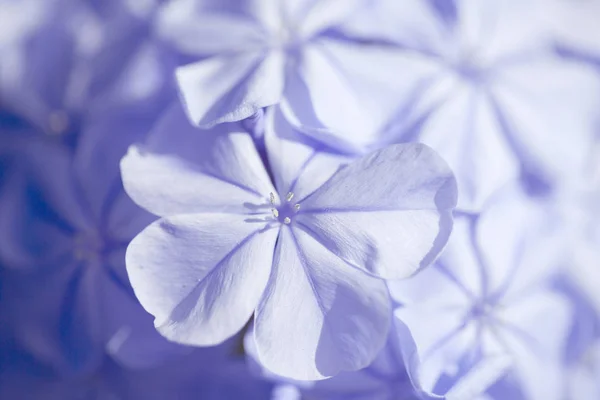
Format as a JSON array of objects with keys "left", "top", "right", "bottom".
[
  {"left": 153, "top": 0, "right": 411, "bottom": 151},
  {"left": 120, "top": 103, "right": 457, "bottom": 380},
  {"left": 0, "top": 344, "right": 273, "bottom": 400},
  {"left": 0, "top": 0, "right": 173, "bottom": 148},
  {"left": 0, "top": 97, "right": 181, "bottom": 374},
  {"left": 345, "top": 0, "right": 600, "bottom": 211},
  {"left": 390, "top": 186, "right": 573, "bottom": 399}
]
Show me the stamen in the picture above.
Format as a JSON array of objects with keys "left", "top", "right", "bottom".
[
  {"left": 283, "top": 217, "right": 291, "bottom": 224},
  {"left": 294, "top": 204, "right": 301, "bottom": 212},
  {"left": 269, "top": 192, "right": 275, "bottom": 205},
  {"left": 286, "top": 192, "right": 294, "bottom": 202},
  {"left": 271, "top": 208, "right": 279, "bottom": 218}
]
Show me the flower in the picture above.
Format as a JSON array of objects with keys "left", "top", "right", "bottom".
[
  {"left": 345, "top": 0, "right": 600, "bottom": 211},
  {"left": 121, "top": 103, "right": 457, "bottom": 380},
  {"left": 0, "top": 0, "right": 172, "bottom": 149},
  {"left": 154, "top": 0, "right": 409, "bottom": 150},
  {"left": 244, "top": 322, "right": 426, "bottom": 400},
  {"left": 390, "top": 186, "right": 573, "bottom": 399},
  {"left": 0, "top": 98, "right": 184, "bottom": 373}
]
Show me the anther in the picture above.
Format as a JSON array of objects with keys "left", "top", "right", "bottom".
[
  {"left": 269, "top": 192, "right": 275, "bottom": 205},
  {"left": 286, "top": 192, "right": 294, "bottom": 202},
  {"left": 294, "top": 204, "right": 301, "bottom": 212},
  {"left": 283, "top": 217, "right": 291, "bottom": 224},
  {"left": 271, "top": 208, "right": 279, "bottom": 218}
]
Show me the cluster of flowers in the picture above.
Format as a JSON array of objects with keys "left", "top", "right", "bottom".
[{"left": 1, "top": 0, "right": 599, "bottom": 399}]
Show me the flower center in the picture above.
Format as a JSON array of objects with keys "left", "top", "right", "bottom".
[
  {"left": 73, "top": 233, "right": 104, "bottom": 263},
  {"left": 270, "top": 191, "right": 301, "bottom": 225},
  {"left": 48, "top": 110, "right": 70, "bottom": 135},
  {"left": 467, "top": 298, "right": 498, "bottom": 325}
]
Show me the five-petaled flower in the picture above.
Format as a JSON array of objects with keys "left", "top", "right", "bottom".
[{"left": 121, "top": 104, "right": 457, "bottom": 380}]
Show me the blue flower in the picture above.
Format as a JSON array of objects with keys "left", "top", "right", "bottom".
[
  {"left": 120, "top": 103, "right": 457, "bottom": 380},
  {"left": 345, "top": 0, "right": 600, "bottom": 211},
  {"left": 390, "top": 186, "right": 573, "bottom": 399},
  {"left": 244, "top": 321, "right": 428, "bottom": 400},
  {"left": 0, "top": 0, "right": 173, "bottom": 149},
  {"left": 153, "top": 0, "right": 410, "bottom": 150},
  {"left": 0, "top": 98, "right": 186, "bottom": 374}
]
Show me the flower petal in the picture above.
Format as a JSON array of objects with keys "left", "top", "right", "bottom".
[
  {"left": 417, "top": 84, "right": 519, "bottom": 212},
  {"left": 176, "top": 51, "right": 285, "bottom": 128},
  {"left": 297, "top": 143, "right": 457, "bottom": 279},
  {"left": 120, "top": 103, "right": 275, "bottom": 217},
  {"left": 155, "top": 3, "right": 267, "bottom": 56},
  {"left": 282, "top": 39, "right": 431, "bottom": 151},
  {"left": 254, "top": 226, "right": 390, "bottom": 380},
  {"left": 126, "top": 213, "right": 278, "bottom": 346},
  {"left": 490, "top": 57, "right": 600, "bottom": 191},
  {"left": 264, "top": 106, "right": 353, "bottom": 198},
  {"left": 495, "top": 290, "right": 572, "bottom": 400}
]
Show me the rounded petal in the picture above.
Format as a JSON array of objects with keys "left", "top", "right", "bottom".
[
  {"left": 176, "top": 51, "right": 285, "bottom": 128},
  {"left": 126, "top": 213, "right": 278, "bottom": 346},
  {"left": 254, "top": 226, "right": 390, "bottom": 380},
  {"left": 297, "top": 143, "right": 457, "bottom": 279},
  {"left": 120, "top": 103, "right": 275, "bottom": 217}
]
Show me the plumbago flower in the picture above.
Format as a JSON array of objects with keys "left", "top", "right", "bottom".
[
  {"left": 153, "top": 0, "right": 410, "bottom": 150},
  {"left": 120, "top": 103, "right": 457, "bottom": 380},
  {"left": 0, "top": 96, "right": 191, "bottom": 374},
  {"left": 244, "top": 322, "right": 428, "bottom": 400},
  {"left": 389, "top": 186, "right": 573, "bottom": 400},
  {"left": 342, "top": 0, "right": 600, "bottom": 211},
  {"left": 0, "top": 0, "right": 171, "bottom": 148}
]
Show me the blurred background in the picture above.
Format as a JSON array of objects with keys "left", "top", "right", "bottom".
[{"left": 1, "top": 0, "right": 599, "bottom": 399}]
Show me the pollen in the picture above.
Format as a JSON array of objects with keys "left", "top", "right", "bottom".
[{"left": 269, "top": 191, "right": 301, "bottom": 224}]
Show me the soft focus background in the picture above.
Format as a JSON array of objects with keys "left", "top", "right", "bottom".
[{"left": 1, "top": 0, "right": 599, "bottom": 399}]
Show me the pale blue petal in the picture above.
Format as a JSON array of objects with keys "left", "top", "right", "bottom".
[
  {"left": 126, "top": 213, "right": 278, "bottom": 346},
  {"left": 254, "top": 226, "right": 390, "bottom": 380},
  {"left": 264, "top": 106, "right": 352, "bottom": 198},
  {"left": 296, "top": 143, "right": 457, "bottom": 279},
  {"left": 120, "top": 103, "right": 275, "bottom": 216},
  {"left": 176, "top": 51, "right": 285, "bottom": 127}
]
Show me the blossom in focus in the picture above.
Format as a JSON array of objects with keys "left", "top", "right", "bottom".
[
  {"left": 120, "top": 103, "right": 457, "bottom": 380},
  {"left": 390, "top": 187, "right": 573, "bottom": 400}
]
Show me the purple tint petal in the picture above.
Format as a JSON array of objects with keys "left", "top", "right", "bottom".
[
  {"left": 126, "top": 213, "right": 278, "bottom": 346},
  {"left": 297, "top": 143, "right": 457, "bottom": 279},
  {"left": 176, "top": 51, "right": 285, "bottom": 128},
  {"left": 120, "top": 102, "right": 276, "bottom": 216},
  {"left": 254, "top": 226, "right": 390, "bottom": 380},
  {"left": 264, "top": 106, "right": 353, "bottom": 198}
]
